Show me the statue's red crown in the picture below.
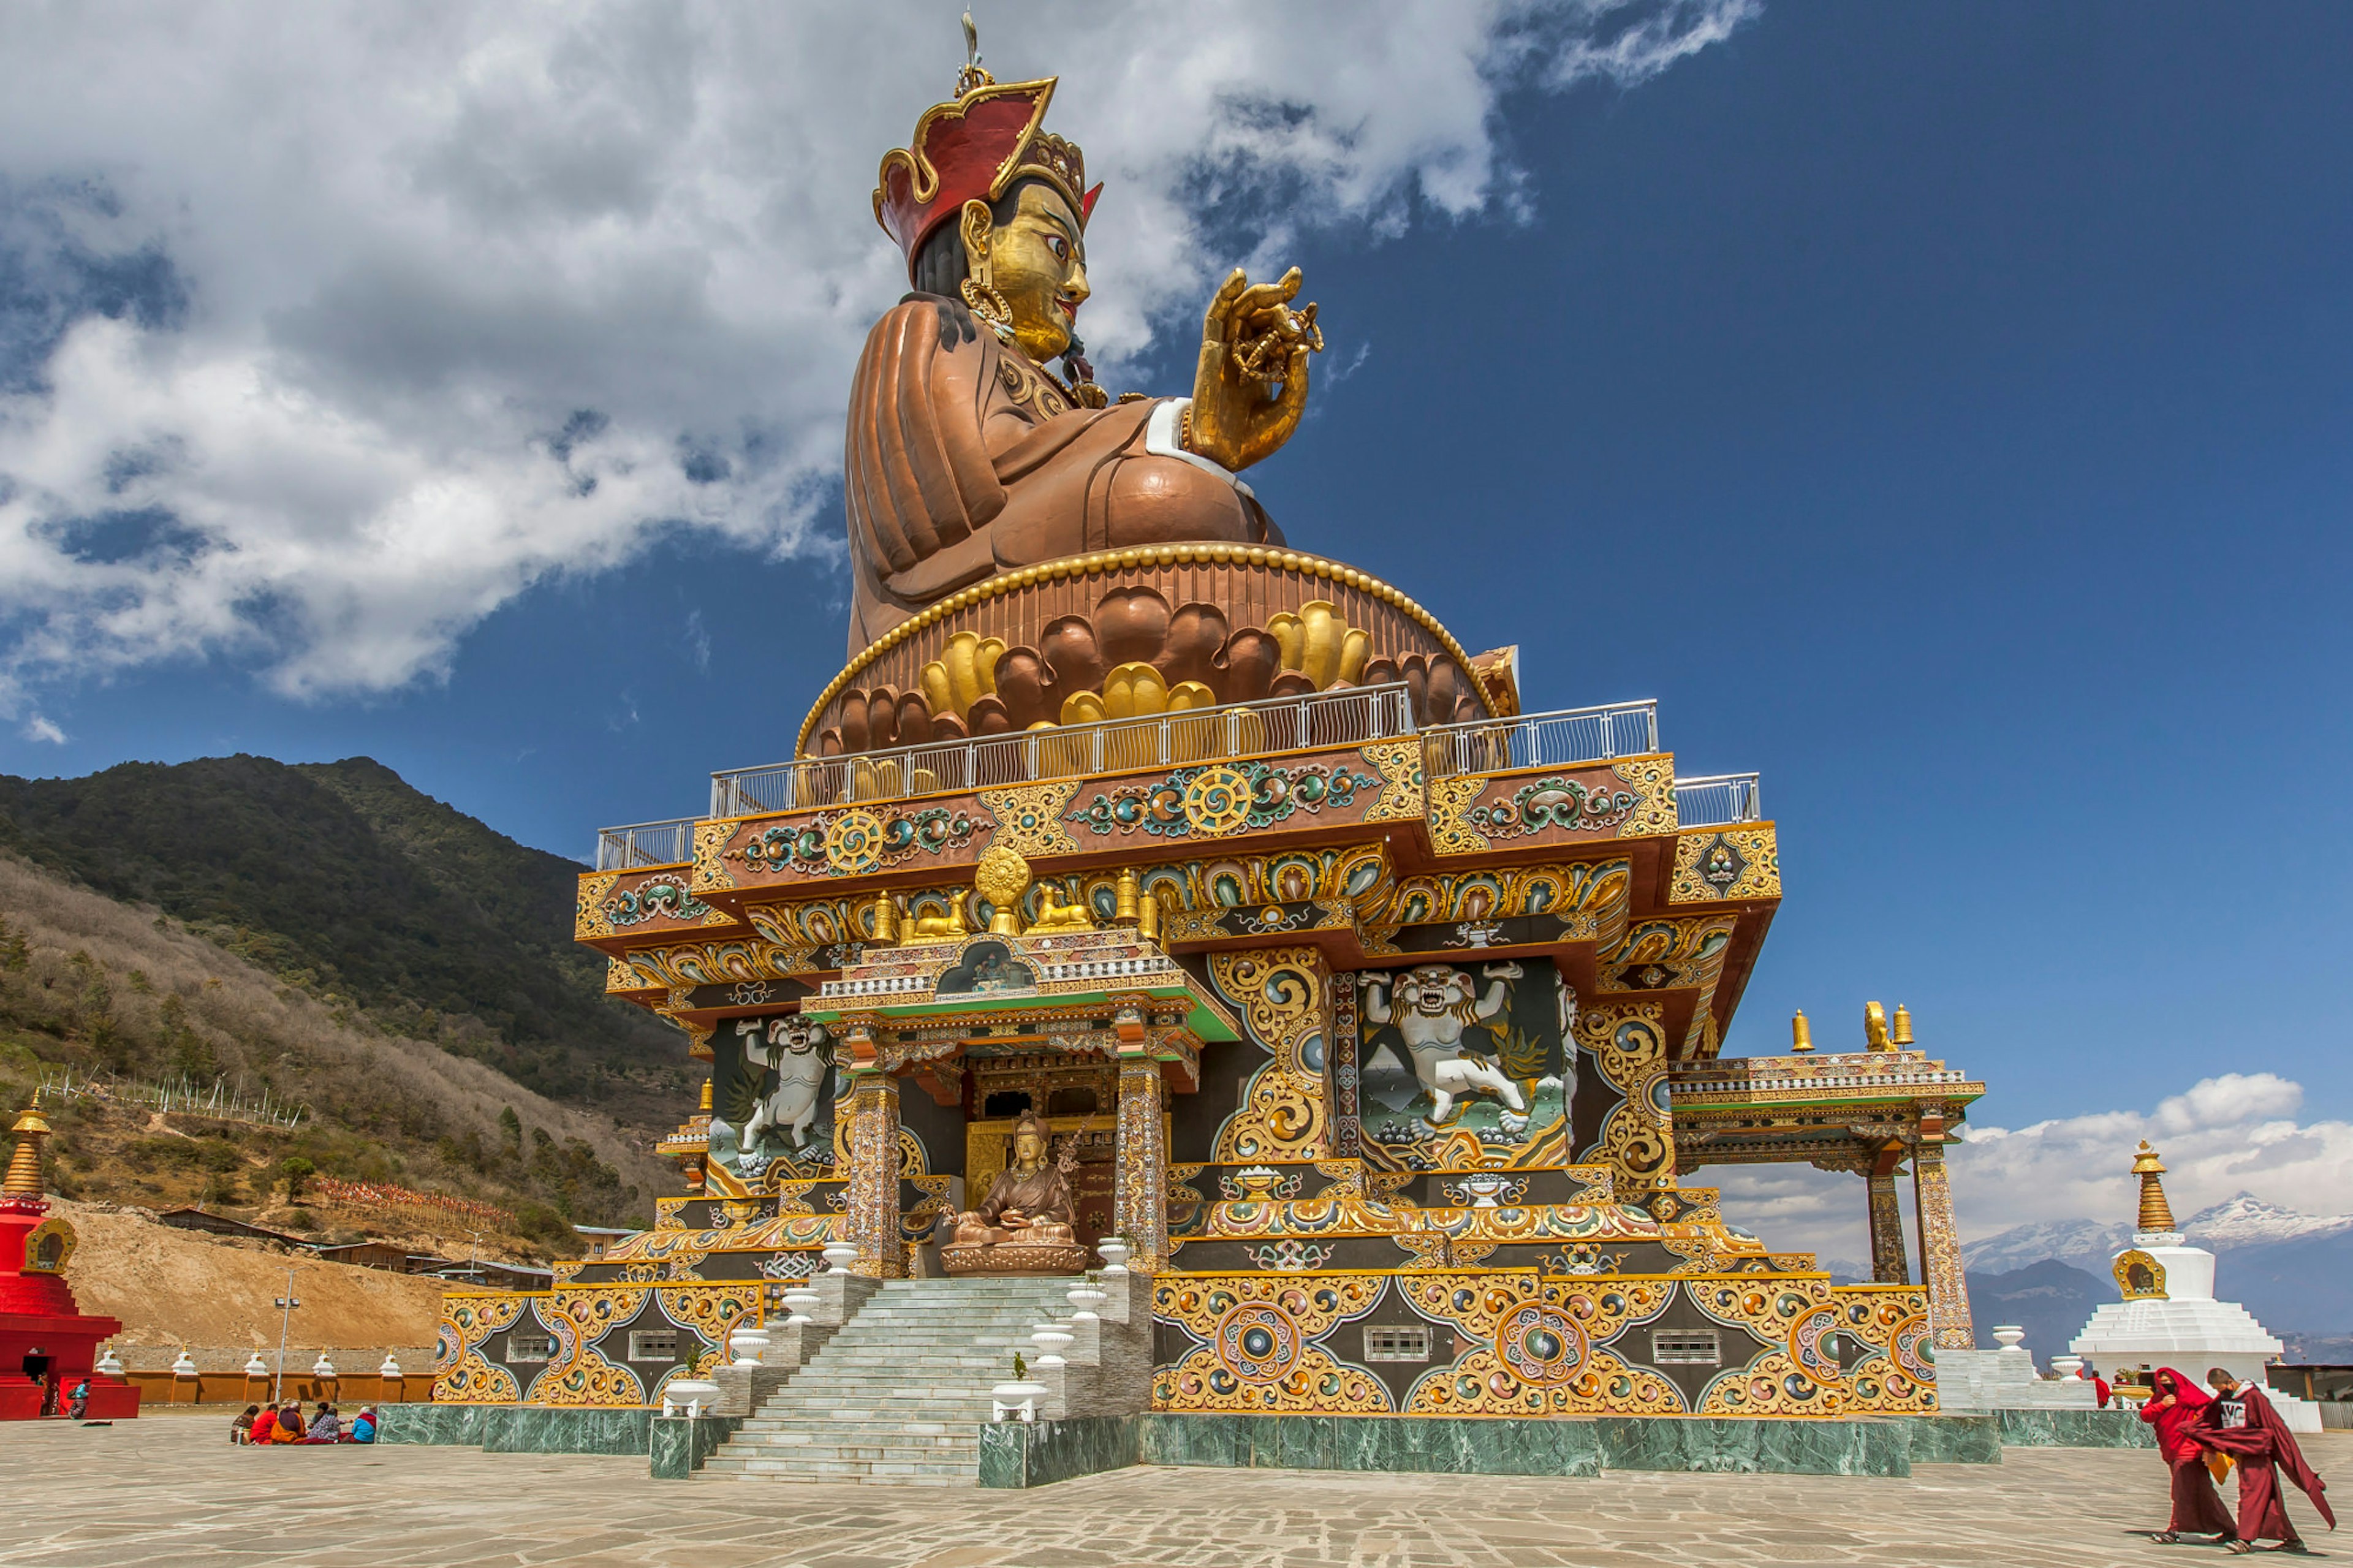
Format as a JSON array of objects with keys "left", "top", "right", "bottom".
[{"left": 874, "top": 72, "right": 1102, "bottom": 280}]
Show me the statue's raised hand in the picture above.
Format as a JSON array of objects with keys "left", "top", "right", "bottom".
[{"left": 1187, "top": 266, "right": 1322, "bottom": 472}]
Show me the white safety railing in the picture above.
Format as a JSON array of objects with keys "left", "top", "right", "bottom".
[
  {"left": 594, "top": 818, "right": 697, "bottom": 871},
  {"left": 1673, "top": 773, "right": 1764, "bottom": 826},
  {"left": 710, "top": 683, "right": 1417, "bottom": 817},
  {"left": 1420, "top": 700, "right": 1660, "bottom": 779}
]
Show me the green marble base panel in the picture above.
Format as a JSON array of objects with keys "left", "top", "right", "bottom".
[
  {"left": 1135, "top": 1415, "right": 1602, "bottom": 1479},
  {"left": 651, "top": 1414, "right": 741, "bottom": 1479},
  {"left": 1895, "top": 1415, "right": 2003, "bottom": 1466},
  {"left": 375, "top": 1404, "right": 654, "bottom": 1456},
  {"left": 977, "top": 1417, "right": 1140, "bottom": 1488},
  {"left": 480, "top": 1406, "right": 653, "bottom": 1456},
  {"left": 1597, "top": 1417, "right": 1910, "bottom": 1477},
  {"left": 377, "top": 1404, "right": 485, "bottom": 1446},
  {"left": 1996, "top": 1409, "right": 2154, "bottom": 1449}
]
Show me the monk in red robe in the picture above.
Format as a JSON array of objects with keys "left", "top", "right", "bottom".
[
  {"left": 2199, "top": 1368, "right": 2335, "bottom": 1553},
  {"left": 2140, "top": 1368, "right": 2238, "bottom": 1545}
]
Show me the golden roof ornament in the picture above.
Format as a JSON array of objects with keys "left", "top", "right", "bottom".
[
  {"left": 2131, "top": 1139, "right": 2178, "bottom": 1235},
  {"left": 1789, "top": 1010, "right": 1813, "bottom": 1053},
  {"left": 3, "top": 1093, "right": 51, "bottom": 1200},
  {"left": 1863, "top": 1000, "right": 1891, "bottom": 1052},
  {"left": 957, "top": 10, "right": 993, "bottom": 97},
  {"left": 1890, "top": 1003, "right": 1913, "bottom": 1046}
]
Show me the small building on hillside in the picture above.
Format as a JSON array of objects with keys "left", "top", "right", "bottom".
[{"left": 153, "top": 1208, "right": 310, "bottom": 1248}]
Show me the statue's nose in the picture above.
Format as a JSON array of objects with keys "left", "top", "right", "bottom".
[{"left": 1066, "top": 262, "right": 1091, "bottom": 305}]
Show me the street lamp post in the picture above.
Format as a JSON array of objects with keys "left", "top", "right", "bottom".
[{"left": 271, "top": 1267, "right": 301, "bottom": 1405}]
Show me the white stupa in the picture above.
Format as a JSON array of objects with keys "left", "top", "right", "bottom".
[{"left": 2071, "top": 1140, "right": 2321, "bottom": 1433}]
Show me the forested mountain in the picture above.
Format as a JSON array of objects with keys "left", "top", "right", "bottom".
[{"left": 0, "top": 756, "right": 689, "bottom": 1123}]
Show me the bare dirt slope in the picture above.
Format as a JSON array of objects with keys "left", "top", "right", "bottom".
[{"left": 50, "top": 1199, "right": 444, "bottom": 1350}]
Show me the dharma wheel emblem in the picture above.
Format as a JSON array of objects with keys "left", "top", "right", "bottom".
[
  {"left": 825, "top": 808, "right": 889, "bottom": 875},
  {"left": 1180, "top": 764, "right": 1254, "bottom": 837},
  {"left": 1216, "top": 1301, "right": 1300, "bottom": 1382},
  {"left": 1496, "top": 1303, "right": 1586, "bottom": 1387}
]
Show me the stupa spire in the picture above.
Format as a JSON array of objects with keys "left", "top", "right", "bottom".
[
  {"left": 2131, "top": 1139, "right": 2177, "bottom": 1235},
  {"left": 2, "top": 1094, "right": 50, "bottom": 1200}
]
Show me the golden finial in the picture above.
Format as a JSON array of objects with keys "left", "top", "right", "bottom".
[
  {"left": 698, "top": 1078, "right": 713, "bottom": 1115},
  {"left": 1890, "top": 1003, "right": 1913, "bottom": 1045},
  {"left": 1114, "top": 868, "right": 1141, "bottom": 927},
  {"left": 955, "top": 10, "right": 995, "bottom": 96},
  {"left": 2132, "top": 1140, "right": 2178, "bottom": 1234},
  {"left": 4, "top": 1093, "right": 51, "bottom": 1199},
  {"left": 1137, "top": 887, "right": 1162, "bottom": 943},
  {"left": 1863, "top": 1001, "right": 1891, "bottom": 1052},
  {"left": 1790, "top": 1010, "right": 1813, "bottom": 1053},
  {"left": 870, "top": 892, "right": 900, "bottom": 945},
  {"left": 974, "top": 845, "right": 1031, "bottom": 936}
]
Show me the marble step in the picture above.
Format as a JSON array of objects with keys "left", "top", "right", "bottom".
[
  {"left": 724, "top": 1434, "right": 983, "bottom": 1455},
  {"left": 739, "top": 1416, "right": 977, "bottom": 1429},
  {"left": 709, "top": 1456, "right": 980, "bottom": 1475}
]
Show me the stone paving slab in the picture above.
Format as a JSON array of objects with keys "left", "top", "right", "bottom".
[{"left": 2, "top": 1417, "right": 2347, "bottom": 1567}]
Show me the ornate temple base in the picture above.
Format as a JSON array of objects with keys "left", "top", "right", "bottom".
[{"left": 939, "top": 1240, "right": 1089, "bottom": 1277}]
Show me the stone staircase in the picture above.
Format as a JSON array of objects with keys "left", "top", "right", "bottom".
[{"left": 701, "top": 1277, "right": 1067, "bottom": 1487}]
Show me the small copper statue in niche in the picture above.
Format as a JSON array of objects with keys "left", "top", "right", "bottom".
[{"left": 942, "top": 1110, "right": 1086, "bottom": 1276}]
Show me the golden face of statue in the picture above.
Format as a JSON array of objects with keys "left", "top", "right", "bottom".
[
  {"left": 1013, "top": 1129, "right": 1045, "bottom": 1168},
  {"left": 960, "top": 183, "right": 1089, "bottom": 363}
]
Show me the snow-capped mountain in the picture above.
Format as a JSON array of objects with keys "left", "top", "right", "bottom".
[
  {"left": 1962, "top": 1217, "right": 2129, "bottom": 1274},
  {"left": 1965, "top": 1193, "right": 2353, "bottom": 1273},
  {"left": 2180, "top": 1193, "right": 2353, "bottom": 1248}
]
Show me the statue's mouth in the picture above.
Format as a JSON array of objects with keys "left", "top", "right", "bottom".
[{"left": 1055, "top": 292, "right": 1082, "bottom": 324}]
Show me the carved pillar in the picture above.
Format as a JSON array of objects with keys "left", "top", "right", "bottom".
[
  {"left": 845, "top": 1064, "right": 904, "bottom": 1279},
  {"left": 1115, "top": 1058, "right": 1168, "bottom": 1273},
  {"left": 1911, "top": 1118, "right": 1973, "bottom": 1349},
  {"left": 1867, "top": 1169, "right": 1911, "bottom": 1285},
  {"left": 1575, "top": 1003, "right": 1676, "bottom": 1202}
]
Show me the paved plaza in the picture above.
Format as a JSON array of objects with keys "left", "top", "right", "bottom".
[{"left": 2, "top": 1412, "right": 2343, "bottom": 1567}]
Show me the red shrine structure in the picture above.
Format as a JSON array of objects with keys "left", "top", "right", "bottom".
[{"left": 0, "top": 1097, "right": 138, "bottom": 1420}]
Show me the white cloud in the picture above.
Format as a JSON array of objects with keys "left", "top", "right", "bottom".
[
  {"left": 0, "top": 1, "right": 1750, "bottom": 706},
  {"left": 1703, "top": 1072, "right": 2353, "bottom": 1265},
  {"left": 21, "top": 714, "right": 64, "bottom": 743}
]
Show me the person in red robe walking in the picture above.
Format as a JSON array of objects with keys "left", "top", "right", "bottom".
[
  {"left": 2141, "top": 1368, "right": 2239, "bottom": 1545},
  {"left": 2199, "top": 1368, "right": 2335, "bottom": 1555}
]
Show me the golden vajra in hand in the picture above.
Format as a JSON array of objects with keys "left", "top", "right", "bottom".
[{"left": 1187, "top": 265, "right": 1324, "bottom": 472}]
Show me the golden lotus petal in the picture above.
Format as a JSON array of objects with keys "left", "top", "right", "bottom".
[
  {"left": 1335, "top": 627, "right": 1370, "bottom": 687},
  {"left": 1267, "top": 612, "right": 1306, "bottom": 673},
  {"left": 1101, "top": 661, "right": 1168, "bottom": 719},
  {"left": 920, "top": 661, "right": 955, "bottom": 720}
]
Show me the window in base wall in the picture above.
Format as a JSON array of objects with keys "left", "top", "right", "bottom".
[
  {"left": 627, "top": 1330, "right": 680, "bottom": 1362},
  {"left": 1651, "top": 1328, "right": 1722, "bottom": 1366},
  {"left": 505, "top": 1334, "right": 555, "bottom": 1364},
  {"left": 1364, "top": 1325, "right": 1432, "bottom": 1363}
]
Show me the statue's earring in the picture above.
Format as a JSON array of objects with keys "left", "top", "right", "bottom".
[{"left": 961, "top": 275, "right": 1014, "bottom": 339}]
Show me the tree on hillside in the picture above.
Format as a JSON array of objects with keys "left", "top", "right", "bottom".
[
  {"left": 280, "top": 1156, "right": 314, "bottom": 1201},
  {"left": 499, "top": 1105, "right": 523, "bottom": 1153}
]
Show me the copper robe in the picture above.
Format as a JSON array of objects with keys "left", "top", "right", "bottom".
[
  {"left": 843, "top": 295, "right": 1283, "bottom": 653},
  {"left": 972, "top": 1161, "right": 1075, "bottom": 1229}
]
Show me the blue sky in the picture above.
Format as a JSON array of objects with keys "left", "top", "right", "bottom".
[{"left": 2, "top": 3, "right": 2349, "bottom": 1237}]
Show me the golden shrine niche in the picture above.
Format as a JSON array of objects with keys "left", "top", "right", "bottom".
[{"left": 440, "top": 32, "right": 1997, "bottom": 1430}]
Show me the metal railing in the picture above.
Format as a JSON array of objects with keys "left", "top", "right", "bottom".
[
  {"left": 594, "top": 818, "right": 697, "bottom": 871},
  {"left": 1422, "top": 700, "right": 1660, "bottom": 779},
  {"left": 1673, "top": 773, "right": 1764, "bottom": 826},
  {"left": 710, "top": 683, "right": 1419, "bottom": 817}
]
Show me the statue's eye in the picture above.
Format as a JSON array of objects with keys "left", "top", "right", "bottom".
[{"left": 1048, "top": 237, "right": 1068, "bottom": 261}]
